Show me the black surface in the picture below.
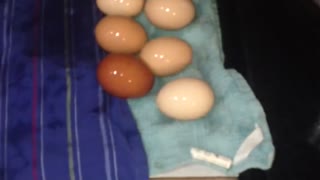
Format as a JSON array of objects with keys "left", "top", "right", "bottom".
[{"left": 216, "top": 0, "right": 320, "bottom": 179}]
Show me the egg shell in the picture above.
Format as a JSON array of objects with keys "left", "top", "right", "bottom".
[
  {"left": 97, "top": 54, "right": 154, "bottom": 99},
  {"left": 156, "top": 78, "right": 215, "bottom": 121},
  {"left": 144, "top": 0, "right": 195, "bottom": 30},
  {"left": 95, "top": 16, "right": 147, "bottom": 54},
  {"left": 96, "top": 0, "right": 145, "bottom": 17},
  {"left": 140, "top": 37, "right": 192, "bottom": 76}
]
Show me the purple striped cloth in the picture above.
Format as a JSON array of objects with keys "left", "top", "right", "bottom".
[{"left": 0, "top": 0, "right": 149, "bottom": 180}]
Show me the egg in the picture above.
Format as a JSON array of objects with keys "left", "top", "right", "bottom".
[
  {"left": 97, "top": 54, "right": 154, "bottom": 98},
  {"left": 95, "top": 16, "right": 147, "bottom": 54},
  {"left": 156, "top": 78, "right": 215, "bottom": 121},
  {"left": 140, "top": 37, "right": 192, "bottom": 76},
  {"left": 96, "top": 0, "right": 144, "bottom": 17},
  {"left": 144, "top": 0, "right": 195, "bottom": 30}
]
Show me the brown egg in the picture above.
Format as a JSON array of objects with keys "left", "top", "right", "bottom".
[
  {"left": 95, "top": 16, "right": 148, "bottom": 54},
  {"left": 96, "top": 0, "right": 145, "bottom": 17},
  {"left": 97, "top": 54, "right": 154, "bottom": 98},
  {"left": 140, "top": 37, "right": 193, "bottom": 76},
  {"left": 144, "top": 0, "right": 195, "bottom": 30}
]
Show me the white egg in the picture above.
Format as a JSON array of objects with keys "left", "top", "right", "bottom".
[
  {"left": 144, "top": 0, "right": 195, "bottom": 30},
  {"left": 96, "top": 0, "right": 144, "bottom": 16},
  {"left": 156, "top": 78, "right": 215, "bottom": 121},
  {"left": 140, "top": 37, "right": 192, "bottom": 76}
]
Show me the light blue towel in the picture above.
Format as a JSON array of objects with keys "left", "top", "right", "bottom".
[{"left": 129, "top": 0, "right": 275, "bottom": 177}]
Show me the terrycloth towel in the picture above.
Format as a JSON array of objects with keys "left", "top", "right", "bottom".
[
  {"left": 129, "top": 0, "right": 275, "bottom": 177},
  {"left": 0, "top": 0, "right": 149, "bottom": 180}
]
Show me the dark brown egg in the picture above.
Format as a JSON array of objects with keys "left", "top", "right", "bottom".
[{"left": 97, "top": 54, "right": 154, "bottom": 98}]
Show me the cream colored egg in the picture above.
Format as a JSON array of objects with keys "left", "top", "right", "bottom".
[
  {"left": 140, "top": 37, "right": 192, "bottom": 76},
  {"left": 144, "top": 0, "right": 195, "bottom": 30},
  {"left": 96, "top": 0, "right": 144, "bottom": 16},
  {"left": 156, "top": 78, "right": 215, "bottom": 121}
]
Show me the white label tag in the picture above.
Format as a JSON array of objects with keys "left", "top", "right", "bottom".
[
  {"left": 190, "top": 148, "right": 232, "bottom": 169},
  {"left": 233, "top": 124, "right": 264, "bottom": 165}
]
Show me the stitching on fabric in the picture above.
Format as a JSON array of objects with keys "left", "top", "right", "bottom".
[
  {"left": 92, "top": 3, "right": 112, "bottom": 180},
  {"left": 0, "top": 2, "right": 10, "bottom": 168},
  {"left": 3, "top": 1, "right": 15, "bottom": 179},
  {"left": 63, "top": 0, "right": 76, "bottom": 179},
  {"left": 39, "top": 0, "right": 47, "bottom": 179},
  {"left": 69, "top": 0, "right": 83, "bottom": 178}
]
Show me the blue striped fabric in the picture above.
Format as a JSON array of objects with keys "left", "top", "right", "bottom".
[{"left": 0, "top": 0, "right": 149, "bottom": 180}]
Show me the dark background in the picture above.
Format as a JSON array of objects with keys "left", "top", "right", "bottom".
[{"left": 216, "top": 0, "right": 320, "bottom": 179}]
